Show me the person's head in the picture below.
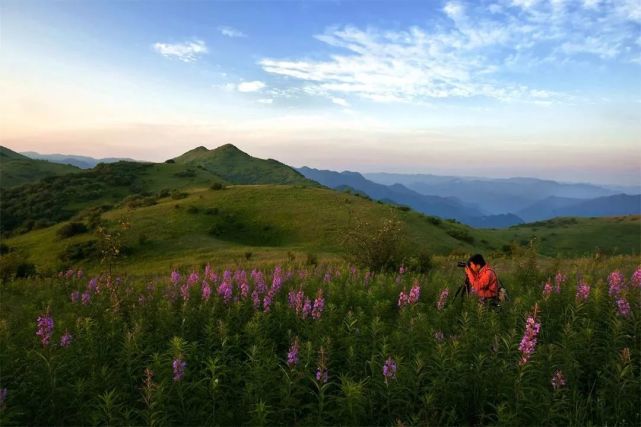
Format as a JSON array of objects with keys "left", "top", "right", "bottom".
[{"left": 468, "top": 254, "right": 486, "bottom": 273}]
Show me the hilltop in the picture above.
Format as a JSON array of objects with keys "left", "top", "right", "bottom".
[{"left": 0, "top": 146, "right": 81, "bottom": 188}]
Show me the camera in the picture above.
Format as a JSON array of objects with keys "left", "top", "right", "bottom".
[{"left": 457, "top": 261, "right": 467, "bottom": 268}]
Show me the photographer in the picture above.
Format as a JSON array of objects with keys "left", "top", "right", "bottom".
[{"left": 463, "top": 254, "right": 499, "bottom": 303}]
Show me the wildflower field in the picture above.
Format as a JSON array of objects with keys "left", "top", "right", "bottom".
[{"left": 1, "top": 257, "right": 639, "bottom": 426}]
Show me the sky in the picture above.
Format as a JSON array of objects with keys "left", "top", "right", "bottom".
[{"left": 1, "top": 0, "right": 640, "bottom": 185}]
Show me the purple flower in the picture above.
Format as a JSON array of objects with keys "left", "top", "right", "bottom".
[
  {"left": 272, "top": 266, "right": 283, "bottom": 292},
  {"left": 383, "top": 356, "right": 397, "bottom": 384},
  {"left": 554, "top": 272, "right": 566, "bottom": 293},
  {"left": 518, "top": 315, "right": 541, "bottom": 365},
  {"left": 172, "top": 358, "right": 186, "bottom": 382},
  {"left": 187, "top": 271, "right": 199, "bottom": 286},
  {"left": 312, "top": 291, "right": 325, "bottom": 319},
  {"left": 263, "top": 290, "right": 273, "bottom": 313},
  {"left": 201, "top": 281, "right": 211, "bottom": 301},
  {"left": 543, "top": 281, "right": 553, "bottom": 299},
  {"left": 60, "top": 330, "right": 72, "bottom": 348},
  {"left": 551, "top": 369, "right": 566, "bottom": 390},
  {"left": 252, "top": 290, "right": 261, "bottom": 309},
  {"left": 170, "top": 270, "right": 181, "bottom": 285},
  {"left": 608, "top": 271, "right": 625, "bottom": 297},
  {"left": 323, "top": 271, "right": 332, "bottom": 283},
  {"left": 205, "top": 264, "right": 215, "bottom": 282},
  {"left": 399, "top": 265, "right": 406, "bottom": 275},
  {"left": 631, "top": 267, "right": 641, "bottom": 288},
  {"left": 408, "top": 282, "right": 421, "bottom": 305},
  {"left": 315, "top": 368, "right": 328, "bottom": 384},
  {"left": 287, "top": 340, "right": 299, "bottom": 368},
  {"left": 36, "top": 313, "right": 54, "bottom": 346},
  {"left": 616, "top": 297, "right": 631, "bottom": 318},
  {"left": 576, "top": 281, "right": 590, "bottom": 302},
  {"left": 239, "top": 281, "right": 250, "bottom": 299},
  {"left": 252, "top": 270, "right": 267, "bottom": 294},
  {"left": 397, "top": 291, "right": 408, "bottom": 308},
  {"left": 302, "top": 298, "right": 312, "bottom": 319},
  {"left": 217, "top": 281, "right": 233, "bottom": 304},
  {"left": 76, "top": 269, "right": 84, "bottom": 279},
  {"left": 436, "top": 288, "right": 448, "bottom": 310},
  {"left": 87, "top": 277, "right": 98, "bottom": 293},
  {"left": 81, "top": 291, "right": 91, "bottom": 305},
  {"left": 434, "top": 331, "right": 445, "bottom": 343},
  {"left": 70, "top": 290, "right": 80, "bottom": 303},
  {"left": 65, "top": 269, "right": 75, "bottom": 280}
]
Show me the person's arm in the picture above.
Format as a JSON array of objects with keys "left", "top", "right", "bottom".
[{"left": 465, "top": 266, "right": 477, "bottom": 286}]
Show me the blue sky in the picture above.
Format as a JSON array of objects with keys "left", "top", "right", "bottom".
[{"left": 1, "top": 0, "right": 640, "bottom": 185}]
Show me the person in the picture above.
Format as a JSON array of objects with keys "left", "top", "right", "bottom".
[{"left": 464, "top": 254, "right": 499, "bottom": 304}]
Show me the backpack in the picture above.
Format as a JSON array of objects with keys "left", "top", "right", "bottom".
[{"left": 496, "top": 277, "right": 509, "bottom": 303}]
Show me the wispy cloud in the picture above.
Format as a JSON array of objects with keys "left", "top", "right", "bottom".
[
  {"left": 237, "top": 80, "right": 266, "bottom": 92},
  {"left": 218, "top": 26, "right": 246, "bottom": 38},
  {"left": 259, "top": 0, "right": 640, "bottom": 104},
  {"left": 152, "top": 39, "right": 208, "bottom": 62}
]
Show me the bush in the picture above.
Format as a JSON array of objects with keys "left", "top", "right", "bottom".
[
  {"left": 58, "top": 240, "right": 99, "bottom": 262},
  {"left": 186, "top": 206, "right": 200, "bottom": 214},
  {"left": 171, "top": 190, "right": 188, "bottom": 200},
  {"left": 405, "top": 251, "right": 433, "bottom": 274},
  {"left": 306, "top": 252, "right": 318, "bottom": 266},
  {"left": 446, "top": 228, "right": 475, "bottom": 244},
  {"left": 341, "top": 213, "right": 407, "bottom": 272},
  {"left": 0, "top": 253, "right": 36, "bottom": 282},
  {"left": 210, "top": 182, "right": 226, "bottom": 190},
  {"left": 57, "top": 222, "right": 88, "bottom": 239}
]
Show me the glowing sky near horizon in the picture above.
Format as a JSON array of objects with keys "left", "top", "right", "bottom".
[{"left": 1, "top": 0, "right": 640, "bottom": 185}]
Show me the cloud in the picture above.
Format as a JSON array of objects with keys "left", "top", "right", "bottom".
[
  {"left": 152, "top": 39, "right": 208, "bottom": 62},
  {"left": 259, "top": 1, "right": 640, "bottom": 104},
  {"left": 237, "top": 81, "right": 266, "bottom": 92},
  {"left": 257, "top": 98, "right": 273, "bottom": 104},
  {"left": 218, "top": 26, "right": 246, "bottom": 38},
  {"left": 331, "top": 97, "right": 350, "bottom": 107}
]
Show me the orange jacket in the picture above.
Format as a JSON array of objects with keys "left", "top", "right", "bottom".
[{"left": 465, "top": 264, "right": 499, "bottom": 299}]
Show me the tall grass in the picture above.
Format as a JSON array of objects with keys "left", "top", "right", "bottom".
[{"left": 0, "top": 257, "right": 639, "bottom": 425}]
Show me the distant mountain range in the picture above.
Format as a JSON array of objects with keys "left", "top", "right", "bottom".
[
  {"left": 297, "top": 167, "right": 524, "bottom": 228},
  {"left": 363, "top": 172, "right": 640, "bottom": 223},
  {"left": 7, "top": 146, "right": 640, "bottom": 227},
  {"left": 20, "top": 151, "right": 138, "bottom": 169}
]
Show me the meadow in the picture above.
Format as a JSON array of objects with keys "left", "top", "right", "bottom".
[{"left": 1, "top": 254, "right": 639, "bottom": 426}]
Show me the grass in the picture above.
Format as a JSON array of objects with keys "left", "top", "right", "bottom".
[
  {"left": 0, "top": 255, "right": 638, "bottom": 425},
  {"left": 5, "top": 185, "right": 490, "bottom": 274}
]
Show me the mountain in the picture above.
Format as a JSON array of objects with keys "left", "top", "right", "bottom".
[
  {"left": 4, "top": 184, "right": 498, "bottom": 273},
  {"left": 298, "top": 167, "right": 523, "bottom": 228},
  {"left": 1, "top": 144, "right": 317, "bottom": 236},
  {"left": 364, "top": 173, "right": 623, "bottom": 214},
  {"left": 173, "top": 144, "right": 312, "bottom": 185},
  {"left": 20, "top": 151, "right": 139, "bottom": 169},
  {"left": 517, "top": 194, "right": 641, "bottom": 222},
  {"left": 0, "top": 146, "right": 81, "bottom": 188}
]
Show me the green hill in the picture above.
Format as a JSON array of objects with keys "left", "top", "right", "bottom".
[
  {"left": 486, "top": 215, "right": 641, "bottom": 257},
  {"left": 3, "top": 185, "right": 494, "bottom": 274},
  {"left": 0, "top": 144, "right": 317, "bottom": 236},
  {"left": 0, "top": 145, "right": 80, "bottom": 188},
  {"left": 171, "top": 144, "right": 312, "bottom": 185}
]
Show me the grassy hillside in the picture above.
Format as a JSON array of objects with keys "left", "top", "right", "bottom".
[
  {"left": 0, "top": 144, "right": 316, "bottom": 236},
  {"left": 172, "top": 144, "right": 313, "bottom": 185},
  {"left": 3, "top": 185, "right": 495, "bottom": 274},
  {"left": 486, "top": 215, "right": 641, "bottom": 257},
  {"left": 0, "top": 145, "right": 80, "bottom": 188}
]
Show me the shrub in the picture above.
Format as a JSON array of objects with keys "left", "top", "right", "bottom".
[
  {"left": 57, "top": 222, "right": 88, "bottom": 239},
  {"left": 306, "top": 252, "right": 318, "bottom": 266},
  {"left": 341, "top": 213, "right": 407, "bottom": 272},
  {"left": 58, "top": 240, "right": 99, "bottom": 262},
  {"left": 210, "top": 183, "right": 226, "bottom": 190},
  {"left": 171, "top": 190, "right": 188, "bottom": 200},
  {"left": 186, "top": 206, "right": 200, "bottom": 214}
]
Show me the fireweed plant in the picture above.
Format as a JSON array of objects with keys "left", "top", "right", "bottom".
[{"left": 0, "top": 260, "right": 639, "bottom": 426}]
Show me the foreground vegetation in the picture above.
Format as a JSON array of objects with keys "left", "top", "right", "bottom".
[{"left": 1, "top": 254, "right": 639, "bottom": 425}]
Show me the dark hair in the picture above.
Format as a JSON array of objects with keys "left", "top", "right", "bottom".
[{"left": 468, "top": 253, "right": 486, "bottom": 267}]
